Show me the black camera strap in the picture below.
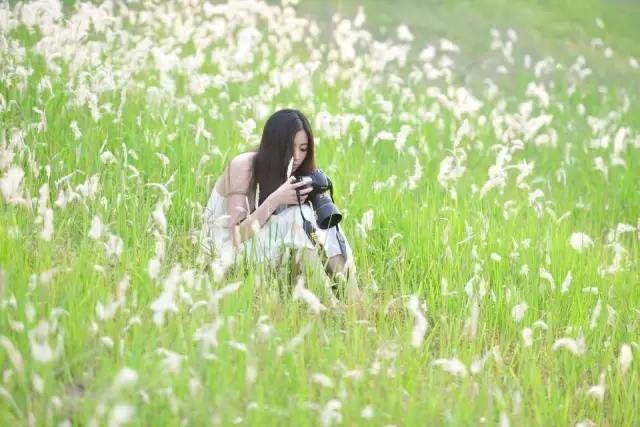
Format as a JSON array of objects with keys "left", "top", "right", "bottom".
[
  {"left": 295, "top": 189, "right": 331, "bottom": 270},
  {"left": 327, "top": 185, "right": 349, "bottom": 259},
  {"left": 295, "top": 187, "right": 348, "bottom": 266}
]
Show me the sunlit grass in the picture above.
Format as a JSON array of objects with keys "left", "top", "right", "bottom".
[{"left": 1, "top": 0, "right": 639, "bottom": 425}]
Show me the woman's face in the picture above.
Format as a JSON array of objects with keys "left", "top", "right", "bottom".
[{"left": 292, "top": 130, "right": 308, "bottom": 172}]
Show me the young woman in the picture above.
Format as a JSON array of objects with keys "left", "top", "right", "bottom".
[{"left": 201, "top": 109, "right": 360, "bottom": 301}]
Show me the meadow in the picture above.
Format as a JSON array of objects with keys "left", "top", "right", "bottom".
[{"left": 1, "top": 0, "right": 639, "bottom": 425}]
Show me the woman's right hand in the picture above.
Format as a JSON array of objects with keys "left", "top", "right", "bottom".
[{"left": 271, "top": 176, "right": 313, "bottom": 206}]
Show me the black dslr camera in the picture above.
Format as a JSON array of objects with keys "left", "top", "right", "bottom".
[{"left": 294, "top": 169, "right": 342, "bottom": 229}]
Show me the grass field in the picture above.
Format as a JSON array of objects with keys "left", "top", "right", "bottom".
[
  {"left": 297, "top": 0, "right": 640, "bottom": 78},
  {"left": 1, "top": 0, "right": 639, "bottom": 425}
]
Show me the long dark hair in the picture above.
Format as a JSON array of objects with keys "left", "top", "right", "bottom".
[{"left": 250, "top": 109, "right": 316, "bottom": 206}]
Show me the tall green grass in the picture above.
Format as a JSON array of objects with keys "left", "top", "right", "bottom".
[{"left": 0, "top": 0, "right": 638, "bottom": 425}]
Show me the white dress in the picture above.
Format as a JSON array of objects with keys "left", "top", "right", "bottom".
[{"left": 200, "top": 176, "right": 356, "bottom": 276}]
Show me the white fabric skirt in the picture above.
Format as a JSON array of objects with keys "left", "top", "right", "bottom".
[{"left": 201, "top": 202, "right": 356, "bottom": 271}]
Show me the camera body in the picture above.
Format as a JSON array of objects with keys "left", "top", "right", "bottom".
[{"left": 294, "top": 169, "right": 342, "bottom": 229}]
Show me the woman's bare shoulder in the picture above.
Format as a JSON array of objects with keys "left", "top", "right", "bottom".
[
  {"left": 230, "top": 151, "right": 257, "bottom": 171},
  {"left": 218, "top": 151, "right": 256, "bottom": 196}
]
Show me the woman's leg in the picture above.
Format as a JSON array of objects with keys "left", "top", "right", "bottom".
[
  {"left": 321, "top": 227, "right": 361, "bottom": 302},
  {"left": 290, "top": 247, "right": 342, "bottom": 309},
  {"left": 325, "top": 254, "right": 360, "bottom": 302},
  {"left": 294, "top": 247, "right": 328, "bottom": 283},
  {"left": 269, "top": 204, "right": 361, "bottom": 302}
]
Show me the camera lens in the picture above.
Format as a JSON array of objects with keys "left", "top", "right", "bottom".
[{"left": 310, "top": 192, "right": 342, "bottom": 229}]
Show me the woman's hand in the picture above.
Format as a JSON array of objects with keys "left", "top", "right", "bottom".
[{"left": 271, "top": 176, "right": 313, "bottom": 206}]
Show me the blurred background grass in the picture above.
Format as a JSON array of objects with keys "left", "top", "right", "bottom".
[
  {"left": 26, "top": 0, "right": 635, "bottom": 94},
  {"left": 295, "top": 0, "right": 640, "bottom": 87},
  {"left": 7, "top": 0, "right": 635, "bottom": 86}
]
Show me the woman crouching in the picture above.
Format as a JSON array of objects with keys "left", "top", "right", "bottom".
[{"left": 201, "top": 108, "right": 361, "bottom": 302}]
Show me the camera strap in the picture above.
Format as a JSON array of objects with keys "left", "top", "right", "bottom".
[
  {"left": 328, "top": 185, "right": 349, "bottom": 259},
  {"left": 294, "top": 186, "right": 355, "bottom": 299},
  {"left": 294, "top": 187, "right": 348, "bottom": 263},
  {"left": 295, "top": 190, "right": 331, "bottom": 269}
]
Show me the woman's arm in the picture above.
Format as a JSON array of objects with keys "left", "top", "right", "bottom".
[
  {"left": 222, "top": 154, "right": 279, "bottom": 247},
  {"left": 221, "top": 154, "right": 312, "bottom": 248},
  {"left": 226, "top": 191, "right": 279, "bottom": 247}
]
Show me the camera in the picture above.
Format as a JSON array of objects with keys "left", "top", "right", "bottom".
[{"left": 294, "top": 169, "right": 342, "bottom": 229}]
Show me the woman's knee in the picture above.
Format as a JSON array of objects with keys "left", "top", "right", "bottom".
[
  {"left": 328, "top": 253, "right": 346, "bottom": 270},
  {"left": 293, "top": 247, "right": 322, "bottom": 268}
]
